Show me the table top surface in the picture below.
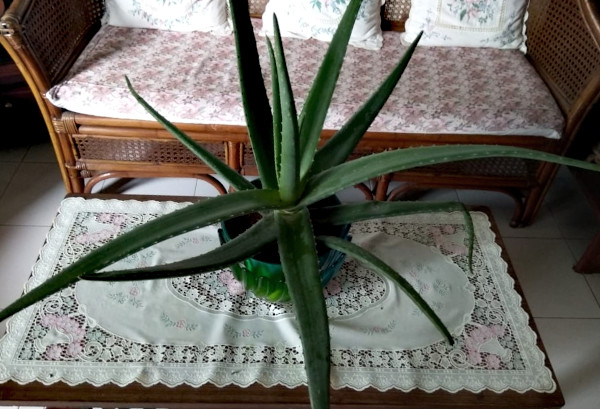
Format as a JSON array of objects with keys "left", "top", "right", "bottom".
[{"left": 0, "top": 195, "right": 564, "bottom": 408}]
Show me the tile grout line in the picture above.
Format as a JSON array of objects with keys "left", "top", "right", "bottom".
[
  {"left": 545, "top": 181, "right": 600, "bottom": 310},
  {"left": 0, "top": 161, "right": 24, "bottom": 207},
  {"left": 584, "top": 275, "right": 600, "bottom": 308}
]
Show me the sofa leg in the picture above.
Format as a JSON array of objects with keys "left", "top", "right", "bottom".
[
  {"left": 374, "top": 174, "right": 393, "bottom": 201},
  {"left": 517, "top": 163, "right": 561, "bottom": 227},
  {"left": 63, "top": 163, "right": 85, "bottom": 194},
  {"left": 82, "top": 173, "right": 228, "bottom": 195},
  {"left": 503, "top": 188, "right": 526, "bottom": 228},
  {"left": 354, "top": 183, "right": 374, "bottom": 200}
]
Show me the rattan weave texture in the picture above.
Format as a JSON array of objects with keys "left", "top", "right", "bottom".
[
  {"left": 248, "top": 0, "right": 410, "bottom": 23},
  {"left": 526, "top": 0, "right": 600, "bottom": 111},
  {"left": 382, "top": 0, "right": 411, "bottom": 24},
  {"left": 74, "top": 137, "right": 226, "bottom": 164},
  {"left": 20, "top": 0, "right": 104, "bottom": 85}
]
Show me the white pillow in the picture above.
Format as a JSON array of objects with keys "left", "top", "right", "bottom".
[
  {"left": 402, "top": 0, "right": 528, "bottom": 50},
  {"left": 104, "top": 0, "right": 231, "bottom": 34},
  {"left": 261, "top": 0, "right": 385, "bottom": 50}
]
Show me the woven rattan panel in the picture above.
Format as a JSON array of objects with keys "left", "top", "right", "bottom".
[
  {"left": 382, "top": 0, "right": 411, "bottom": 24},
  {"left": 22, "top": 0, "right": 104, "bottom": 85},
  {"left": 73, "top": 137, "right": 226, "bottom": 164},
  {"left": 247, "top": 0, "right": 410, "bottom": 24},
  {"left": 526, "top": 0, "right": 600, "bottom": 110}
]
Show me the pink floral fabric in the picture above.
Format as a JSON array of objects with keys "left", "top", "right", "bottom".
[{"left": 47, "top": 19, "right": 564, "bottom": 139}]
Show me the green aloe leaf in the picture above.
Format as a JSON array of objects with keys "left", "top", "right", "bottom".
[
  {"left": 311, "top": 200, "right": 468, "bottom": 225},
  {"left": 125, "top": 77, "right": 254, "bottom": 192},
  {"left": 311, "top": 32, "right": 423, "bottom": 174},
  {"left": 302, "top": 145, "right": 600, "bottom": 205},
  {"left": 82, "top": 214, "right": 277, "bottom": 281},
  {"left": 318, "top": 235, "right": 454, "bottom": 345},
  {"left": 267, "top": 38, "right": 283, "bottom": 185},
  {"left": 298, "top": 0, "right": 363, "bottom": 177},
  {"left": 311, "top": 200, "right": 474, "bottom": 272},
  {"left": 271, "top": 15, "right": 301, "bottom": 202},
  {"left": 275, "top": 208, "right": 330, "bottom": 409},
  {"left": 229, "top": 0, "right": 277, "bottom": 189},
  {"left": 0, "top": 189, "right": 283, "bottom": 322}
]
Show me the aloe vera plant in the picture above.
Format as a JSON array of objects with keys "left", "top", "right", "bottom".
[{"left": 1, "top": 0, "right": 600, "bottom": 408}]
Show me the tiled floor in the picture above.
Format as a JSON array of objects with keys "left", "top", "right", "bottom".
[{"left": 0, "top": 140, "right": 599, "bottom": 409}]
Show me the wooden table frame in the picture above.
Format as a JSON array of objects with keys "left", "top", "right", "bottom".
[{"left": 0, "top": 195, "right": 565, "bottom": 408}]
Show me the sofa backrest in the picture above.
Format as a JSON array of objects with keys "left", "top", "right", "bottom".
[{"left": 248, "top": 0, "right": 411, "bottom": 30}]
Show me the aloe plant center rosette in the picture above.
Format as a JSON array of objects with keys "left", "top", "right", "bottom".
[
  {"left": 219, "top": 191, "right": 351, "bottom": 303},
  {"left": 1, "top": 1, "right": 600, "bottom": 408}
]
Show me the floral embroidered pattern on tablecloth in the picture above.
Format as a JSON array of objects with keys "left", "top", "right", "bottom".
[
  {"left": 169, "top": 258, "right": 387, "bottom": 318},
  {"left": 0, "top": 198, "right": 555, "bottom": 393}
]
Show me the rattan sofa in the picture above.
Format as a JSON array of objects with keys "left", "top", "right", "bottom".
[{"left": 1, "top": 0, "right": 599, "bottom": 227}]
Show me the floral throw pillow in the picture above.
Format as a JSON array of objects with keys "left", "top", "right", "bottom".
[
  {"left": 261, "top": 0, "right": 385, "bottom": 50},
  {"left": 402, "top": 0, "right": 529, "bottom": 49},
  {"left": 104, "top": 0, "right": 230, "bottom": 34}
]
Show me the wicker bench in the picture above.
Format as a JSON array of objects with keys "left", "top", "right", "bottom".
[{"left": 1, "top": 0, "right": 599, "bottom": 227}]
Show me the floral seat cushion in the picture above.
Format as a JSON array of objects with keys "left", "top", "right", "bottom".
[{"left": 47, "top": 20, "right": 564, "bottom": 139}]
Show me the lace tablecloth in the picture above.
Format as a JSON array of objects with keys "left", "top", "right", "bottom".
[{"left": 0, "top": 198, "right": 555, "bottom": 394}]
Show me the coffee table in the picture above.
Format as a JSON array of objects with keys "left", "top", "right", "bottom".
[{"left": 0, "top": 195, "right": 564, "bottom": 408}]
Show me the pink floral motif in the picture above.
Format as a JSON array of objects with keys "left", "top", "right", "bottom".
[
  {"left": 74, "top": 214, "right": 127, "bottom": 245},
  {"left": 464, "top": 324, "right": 506, "bottom": 367},
  {"left": 323, "top": 277, "right": 342, "bottom": 297},
  {"left": 40, "top": 314, "right": 86, "bottom": 359},
  {"left": 66, "top": 342, "right": 83, "bottom": 357},
  {"left": 175, "top": 319, "right": 187, "bottom": 329},
  {"left": 429, "top": 226, "right": 468, "bottom": 256},
  {"left": 218, "top": 271, "right": 246, "bottom": 296},
  {"left": 45, "top": 345, "right": 63, "bottom": 360},
  {"left": 47, "top": 19, "right": 563, "bottom": 140},
  {"left": 485, "top": 354, "right": 502, "bottom": 369}
]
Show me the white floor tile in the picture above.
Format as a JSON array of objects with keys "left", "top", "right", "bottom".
[
  {"left": 23, "top": 141, "right": 58, "bottom": 164},
  {"left": 0, "top": 146, "right": 27, "bottom": 163},
  {"left": 100, "top": 177, "right": 197, "bottom": 196},
  {"left": 0, "top": 226, "right": 50, "bottom": 335},
  {"left": 457, "top": 189, "right": 563, "bottom": 239},
  {"left": 535, "top": 318, "right": 600, "bottom": 409},
  {"left": 504, "top": 237, "right": 600, "bottom": 318},
  {"left": 584, "top": 274, "right": 600, "bottom": 306},
  {"left": 0, "top": 163, "right": 65, "bottom": 226},
  {"left": 546, "top": 167, "right": 599, "bottom": 240},
  {"left": 0, "top": 162, "right": 19, "bottom": 197},
  {"left": 567, "top": 238, "right": 593, "bottom": 263},
  {"left": 566, "top": 238, "right": 600, "bottom": 277}
]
